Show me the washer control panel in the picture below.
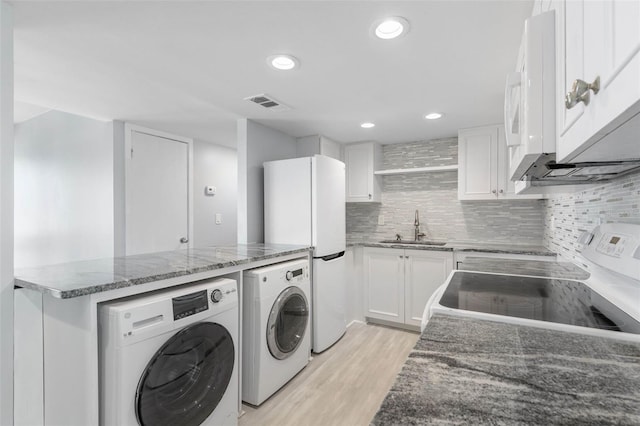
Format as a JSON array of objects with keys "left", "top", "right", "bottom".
[
  {"left": 284, "top": 264, "right": 308, "bottom": 283},
  {"left": 172, "top": 290, "right": 209, "bottom": 320},
  {"left": 285, "top": 268, "right": 304, "bottom": 282}
]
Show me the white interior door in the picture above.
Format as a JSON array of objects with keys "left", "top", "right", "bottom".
[{"left": 125, "top": 125, "right": 192, "bottom": 255}]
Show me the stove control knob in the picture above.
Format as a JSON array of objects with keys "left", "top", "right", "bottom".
[
  {"left": 211, "top": 289, "right": 223, "bottom": 303},
  {"left": 285, "top": 271, "right": 294, "bottom": 281}
]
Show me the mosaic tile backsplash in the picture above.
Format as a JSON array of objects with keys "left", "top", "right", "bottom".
[
  {"left": 542, "top": 170, "right": 640, "bottom": 262},
  {"left": 346, "top": 138, "right": 546, "bottom": 245}
]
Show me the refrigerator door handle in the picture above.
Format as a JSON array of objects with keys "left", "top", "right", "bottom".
[{"left": 316, "top": 251, "right": 345, "bottom": 261}]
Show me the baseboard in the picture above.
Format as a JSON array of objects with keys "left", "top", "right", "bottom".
[
  {"left": 347, "top": 319, "right": 366, "bottom": 328},
  {"left": 365, "top": 317, "right": 420, "bottom": 333}
]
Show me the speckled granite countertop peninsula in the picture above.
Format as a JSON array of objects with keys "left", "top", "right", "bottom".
[
  {"left": 348, "top": 240, "right": 555, "bottom": 257},
  {"left": 14, "top": 243, "right": 310, "bottom": 299},
  {"left": 460, "top": 257, "right": 590, "bottom": 280},
  {"left": 372, "top": 314, "right": 640, "bottom": 425}
]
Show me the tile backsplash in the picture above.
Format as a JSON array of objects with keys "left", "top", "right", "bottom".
[
  {"left": 542, "top": 170, "right": 640, "bottom": 261},
  {"left": 346, "top": 138, "right": 546, "bottom": 245}
]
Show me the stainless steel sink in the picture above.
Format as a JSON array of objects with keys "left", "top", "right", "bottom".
[{"left": 379, "top": 240, "right": 447, "bottom": 246}]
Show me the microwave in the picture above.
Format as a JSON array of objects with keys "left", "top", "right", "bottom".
[{"left": 504, "top": 10, "right": 556, "bottom": 183}]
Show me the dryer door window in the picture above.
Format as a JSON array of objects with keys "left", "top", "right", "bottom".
[
  {"left": 267, "top": 286, "right": 309, "bottom": 360},
  {"left": 135, "top": 322, "right": 235, "bottom": 426}
]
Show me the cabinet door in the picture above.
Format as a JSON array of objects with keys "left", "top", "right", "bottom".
[
  {"left": 363, "top": 247, "right": 404, "bottom": 323},
  {"left": 558, "top": 0, "right": 640, "bottom": 162},
  {"left": 344, "top": 142, "right": 381, "bottom": 202},
  {"left": 345, "top": 143, "right": 372, "bottom": 202},
  {"left": 458, "top": 126, "right": 498, "bottom": 200},
  {"left": 496, "top": 126, "right": 514, "bottom": 198},
  {"left": 404, "top": 250, "right": 453, "bottom": 327},
  {"left": 557, "top": 0, "right": 589, "bottom": 160}
]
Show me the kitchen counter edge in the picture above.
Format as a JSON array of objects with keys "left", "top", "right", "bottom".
[
  {"left": 348, "top": 241, "right": 555, "bottom": 256},
  {"left": 14, "top": 244, "right": 311, "bottom": 299}
]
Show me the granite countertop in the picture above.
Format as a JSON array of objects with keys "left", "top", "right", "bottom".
[
  {"left": 372, "top": 314, "right": 640, "bottom": 425},
  {"left": 14, "top": 243, "right": 310, "bottom": 299},
  {"left": 460, "top": 257, "right": 590, "bottom": 280},
  {"left": 349, "top": 240, "right": 555, "bottom": 257}
]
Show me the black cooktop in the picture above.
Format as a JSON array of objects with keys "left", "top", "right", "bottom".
[{"left": 439, "top": 272, "right": 640, "bottom": 335}]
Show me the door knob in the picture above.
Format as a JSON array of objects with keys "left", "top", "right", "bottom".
[
  {"left": 565, "top": 76, "right": 600, "bottom": 109},
  {"left": 180, "top": 237, "right": 189, "bottom": 244}
]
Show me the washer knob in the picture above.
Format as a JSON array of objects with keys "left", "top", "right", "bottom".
[
  {"left": 211, "top": 289, "right": 223, "bottom": 303},
  {"left": 285, "top": 271, "right": 293, "bottom": 281}
]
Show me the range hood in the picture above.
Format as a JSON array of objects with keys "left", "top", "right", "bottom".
[
  {"left": 520, "top": 153, "right": 640, "bottom": 187},
  {"left": 507, "top": 9, "right": 640, "bottom": 195}
]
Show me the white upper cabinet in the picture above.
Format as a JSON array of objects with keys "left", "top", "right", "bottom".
[
  {"left": 458, "top": 125, "right": 542, "bottom": 200},
  {"left": 458, "top": 125, "right": 498, "bottom": 200},
  {"left": 556, "top": 0, "right": 640, "bottom": 163},
  {"left": 344, "top": 142, "right": 382, "bottom": 202}
]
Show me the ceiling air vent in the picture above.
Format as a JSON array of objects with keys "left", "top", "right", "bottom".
[{"left": 244, "top": 94, "right": 291, "bottom": 112}]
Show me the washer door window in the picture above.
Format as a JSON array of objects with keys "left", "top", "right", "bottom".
[
  {"left": 135, "top": 322, "right": 235, "bottom": 426},
  {"left": 267, "top": 286, "right": 309, "bottom": 360}
]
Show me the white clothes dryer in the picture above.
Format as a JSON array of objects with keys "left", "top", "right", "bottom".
[
  {"left": 242, "top": 258, "right": 311, "bottom": 406},
  {"left": 99, "top": 278, "right": 239, "bottom": 426}
]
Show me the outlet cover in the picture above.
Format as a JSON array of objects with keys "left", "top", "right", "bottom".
[
  {"left": 215, "top": 213, "right": 222, "bottom": 225},
  {"left": 377, "top": 215, "right": 385, "bottom": 225}
]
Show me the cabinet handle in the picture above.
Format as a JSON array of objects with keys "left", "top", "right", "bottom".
[
  {"left": 499, "top": 189, "right": 504, "bottom": 194},
  {"left": 368, "top": 193, "right": 372, "bottom": 199},
  {"left": 492, "top": 189, "right": 497, "bottom": 194},
  {"left": 565, "top": 76, "right": 600, "bottom": 109}
]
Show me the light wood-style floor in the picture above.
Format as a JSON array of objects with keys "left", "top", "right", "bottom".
[{"left": 239, "top": 322, "right": 419, "bottom": 426}]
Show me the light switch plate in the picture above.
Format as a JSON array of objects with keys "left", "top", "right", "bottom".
[
  {"left": 215, "top": 213, "right": 222, "bottom": 225},
  {"left": 378, "top": 215, "right": 385, "bottom": 225}
]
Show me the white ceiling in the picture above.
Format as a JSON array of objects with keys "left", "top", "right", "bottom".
[{"left": 13, "top": 1, "right": 533, "bottom": 148}]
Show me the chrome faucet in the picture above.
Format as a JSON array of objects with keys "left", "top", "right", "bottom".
[{"left": 414, "top": 210, "right": 426, "bottom": 241}]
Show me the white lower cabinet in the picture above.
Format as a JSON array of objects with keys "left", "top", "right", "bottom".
[{"left": 364, "top": 247, "right": 453, "bottom": 328}]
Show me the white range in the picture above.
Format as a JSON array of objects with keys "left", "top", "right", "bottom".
[{"left": 424, "top": 222, "right": 640, "bottom": 343}]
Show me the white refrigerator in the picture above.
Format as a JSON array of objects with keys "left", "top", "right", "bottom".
[{"left": 264, "top": 155, "right": 347, "bottom": 353}]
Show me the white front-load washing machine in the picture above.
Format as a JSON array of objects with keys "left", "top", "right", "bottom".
[
  {"left": 99, "top": 278, "right": 239, "bottom": 426},
  {"left": 242, "top": 258, "right": 311, "bottom": 406}
]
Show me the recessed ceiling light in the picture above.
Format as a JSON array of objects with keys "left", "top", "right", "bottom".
[
  {"left": 425, "top": 112, "right": 444, "bottom": 120},
  {"left": 374, "top": 17, "right": 409, "bottom": 40},
  {"left": 361, "top": 122, "right": 375, "bottom": 128},
  {"left": 267, "top": 54, "right": 299, "bottom": 70}
]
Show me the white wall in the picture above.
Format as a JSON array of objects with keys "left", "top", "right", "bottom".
[
  {"left": 193, "top": 140, "right": 237, "bottom": 246},
  {"left": 14, "top": 110, "right": 114, "bottom": 268},
  {"left": 0, "top": 3, "right": 13, "bottom": 423},
  {"left": 296, "top": 135, "right": 342, "bottom": 160},
  {"left": 237, "top": 119, "right": 297, "bottom": 243},
  {"left": 113, "top": 120, "right": 125, "bottom": 256}
]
